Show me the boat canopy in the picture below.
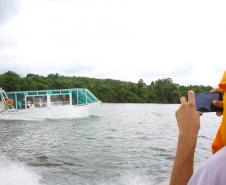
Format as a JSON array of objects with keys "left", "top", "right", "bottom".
[{"left": 4, "top": 88, "right": 99, "bottom": 110}]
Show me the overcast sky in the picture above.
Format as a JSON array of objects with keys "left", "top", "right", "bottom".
[{"left": 0, "top": 0, "right": 225, "bottom": 86}]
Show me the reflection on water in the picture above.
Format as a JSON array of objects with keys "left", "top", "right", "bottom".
[{"left": 0, "top": 104, "right": 222, "bottom": 185}]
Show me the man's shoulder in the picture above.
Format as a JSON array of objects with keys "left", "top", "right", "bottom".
[
  {"left": 188, "top": 147, "right": 226, "bottom": 185},
  {"left": 205, "top": 146, "right": 226, "bottom": 168}
]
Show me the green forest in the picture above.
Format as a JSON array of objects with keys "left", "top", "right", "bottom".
[{"left": 0, "top": 71, "right": 212, "bottom": 103}]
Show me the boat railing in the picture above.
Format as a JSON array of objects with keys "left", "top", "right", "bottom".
[{"left": 0, "top": 87, "right": 15, "bottom": 112}]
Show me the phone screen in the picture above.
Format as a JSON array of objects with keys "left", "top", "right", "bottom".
[{"left": 195, "top": 92, "right": 223, "bottom": 112}]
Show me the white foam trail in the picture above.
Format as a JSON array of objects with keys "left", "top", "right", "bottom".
[
  {"left": 0, "top": 157, "right": 44, "bottom": 185},
  {"left": 0, "top": 103, "right": 101, "bottom": 121}
]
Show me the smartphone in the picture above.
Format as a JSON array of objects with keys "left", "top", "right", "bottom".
[{"left": 195, "top": 92, "right": 223, "bottom": 112}]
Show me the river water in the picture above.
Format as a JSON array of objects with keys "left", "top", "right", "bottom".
[{"left": 0, "top": 104, "right": 222, "bottom": 185}]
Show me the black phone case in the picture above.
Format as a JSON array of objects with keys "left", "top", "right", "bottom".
[{"left": 195, "top": 92, "right": 223, "bottom": 113}]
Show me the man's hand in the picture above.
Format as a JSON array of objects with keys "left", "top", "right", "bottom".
[
  {"left": 176, "top": 90, "right": 201, "bottom": 138},
  {"left": 170, "top": 90, "right": 201, "bottom": 185},
  {"left": 211, "top": 88, "right": 223, "bottom": 117}
]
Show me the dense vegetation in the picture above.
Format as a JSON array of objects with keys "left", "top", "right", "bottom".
[{"left": 0, "top": 71, "right": 212, "bottom": 103}]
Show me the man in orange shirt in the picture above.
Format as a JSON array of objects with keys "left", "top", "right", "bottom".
[{"left": 170, "top": 88, "right": 224, "bottom": 185}]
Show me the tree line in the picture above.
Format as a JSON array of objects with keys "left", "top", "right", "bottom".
[{"left": 0, "top": 71, "right": 212, "bottom": 103}]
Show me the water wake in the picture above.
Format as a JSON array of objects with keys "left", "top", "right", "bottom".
[{"left": 0, "top": 157, "right": 44, "bottom": 185}]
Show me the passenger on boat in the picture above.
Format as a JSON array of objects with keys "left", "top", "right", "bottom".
[{"left": 170, "top": 72, "right": 226, "bottom": 185}]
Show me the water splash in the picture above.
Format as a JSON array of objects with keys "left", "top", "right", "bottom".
[{"left": 0, "top": 157, "right": 44, "bottom": 185}]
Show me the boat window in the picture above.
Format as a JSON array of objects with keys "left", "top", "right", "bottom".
[
  {"left": 52, "top": 91, "right": 60, "bottom": 95},
  {"left": 28, "top": 92, "right": 37, "bottom": 96},
  {"left": 16, "top": 93, "right": 26, "bottom": 109},
  {"left": 71, "top": 90, "right": 78, "bottom": 105},
  {"left": 61, "top": 90, "right": 69, "bottom": 94},
  {"left": 38, "top": 91, "right": 47, "bottom": 95},
  {"left": 51, "top": 94, "right": 70, "bottom": 105},
  {"left": 86, "top": 90, "right": 98, "bottom": 103},
  {"left": 78, "top": 89, "right": 86, "bottom": 105},
  {"left": 26, "top": 96, "right": 47, "bottom": 108}
]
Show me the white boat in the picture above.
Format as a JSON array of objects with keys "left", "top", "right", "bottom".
[{"left": 0, "top": 87, "right": 101, "bottom": 116}]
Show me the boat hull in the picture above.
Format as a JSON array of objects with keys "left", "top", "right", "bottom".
[{"left": 0, "top": 102, "right": 101, "bottom": 120}]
